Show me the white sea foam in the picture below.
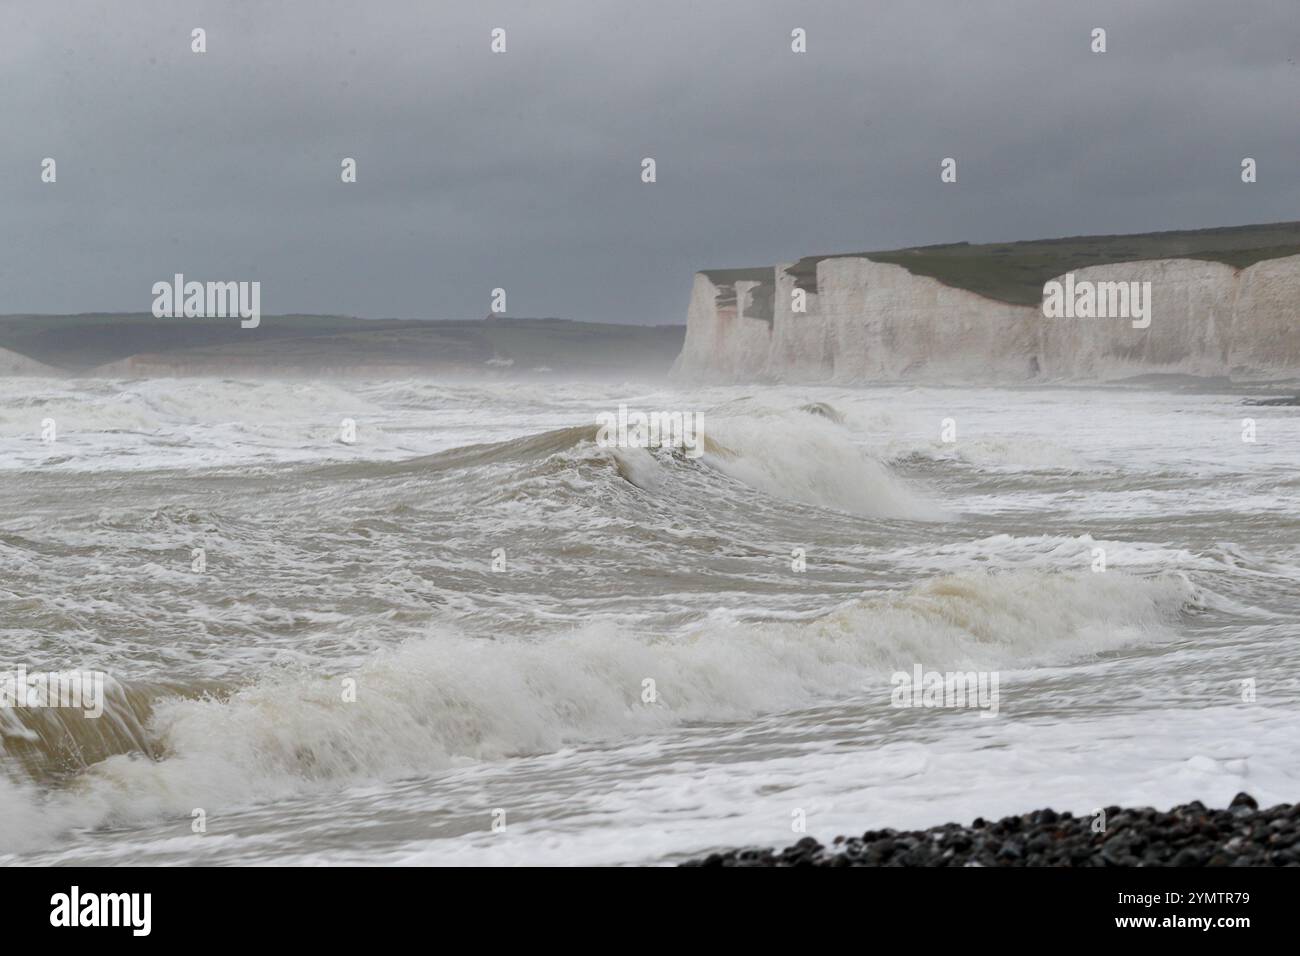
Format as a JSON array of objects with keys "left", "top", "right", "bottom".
[
  {"left": 0, "top": 568, "right": 1196, "bottom": 851},
  {"left": 701, "top": 411, "right": 945, "bottom": 520},
  {"left": 0, "top": 378, "right": 1294, "bottom": 865}
]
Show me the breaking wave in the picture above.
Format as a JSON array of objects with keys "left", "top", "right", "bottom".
[
  {"left": 0, "top": 568, "right": 1198, "bottom": 851},
  {"left": 317, "top": 410, "right": 945, "bottom": 520}
]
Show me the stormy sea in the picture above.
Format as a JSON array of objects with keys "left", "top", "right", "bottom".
[{"left": 1, "top": 377, "right": 1295, "bottom": 865}]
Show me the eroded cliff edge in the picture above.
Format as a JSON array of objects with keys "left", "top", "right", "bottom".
[{"left": 674, "top": 229, "right": 1300, "bottom": 384}]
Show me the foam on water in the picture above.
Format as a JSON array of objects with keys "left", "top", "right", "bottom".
[
  {"left": 0, "top": 378, "right": 1295, "bottom": 863},
  {"left": 0, "top": 568, "right": 1197, "bottom": 851}
]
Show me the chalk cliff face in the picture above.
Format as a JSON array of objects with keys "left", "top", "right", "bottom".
[
  {"left": 674, "top": 254, "right": 1300, "bottom": 383},
  {"left": 679, "top": 274, "right": 775, "bottom": 381}
]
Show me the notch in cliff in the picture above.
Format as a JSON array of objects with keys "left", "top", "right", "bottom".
[{"left": 700, "top": 267, "right": 775, "bottom": 324}]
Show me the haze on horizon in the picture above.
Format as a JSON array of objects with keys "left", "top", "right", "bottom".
[{"left": 2, "top": 0, "right": 1298, "bottom": 324}]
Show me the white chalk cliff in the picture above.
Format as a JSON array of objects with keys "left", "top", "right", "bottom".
[{"left": 674, "top": 254, "right": 1300, "bottom": 383}]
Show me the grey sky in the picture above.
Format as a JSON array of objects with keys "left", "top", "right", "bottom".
[{"left": 2, "top": 0, "right": 1298, "bottom": 323}]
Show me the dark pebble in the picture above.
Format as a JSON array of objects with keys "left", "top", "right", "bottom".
[
  {"left": 680, "top": 795, "right": 1294, "bottom": 867},
  {"left": 1230, "top": 792, "right": 1259, "bottom": 811}
]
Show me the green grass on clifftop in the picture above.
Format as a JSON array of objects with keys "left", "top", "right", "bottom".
[{"left": 784, "top": 220, "right": 1300, "bottom": 305}]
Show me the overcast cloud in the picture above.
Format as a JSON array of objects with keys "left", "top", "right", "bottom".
[{"left": 2, "top": 0, "right": 1298, "bottom": 323}]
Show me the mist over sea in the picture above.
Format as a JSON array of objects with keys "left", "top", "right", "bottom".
[{"left": 1, "top": 377, "right": 1296, "bottom": 865}]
